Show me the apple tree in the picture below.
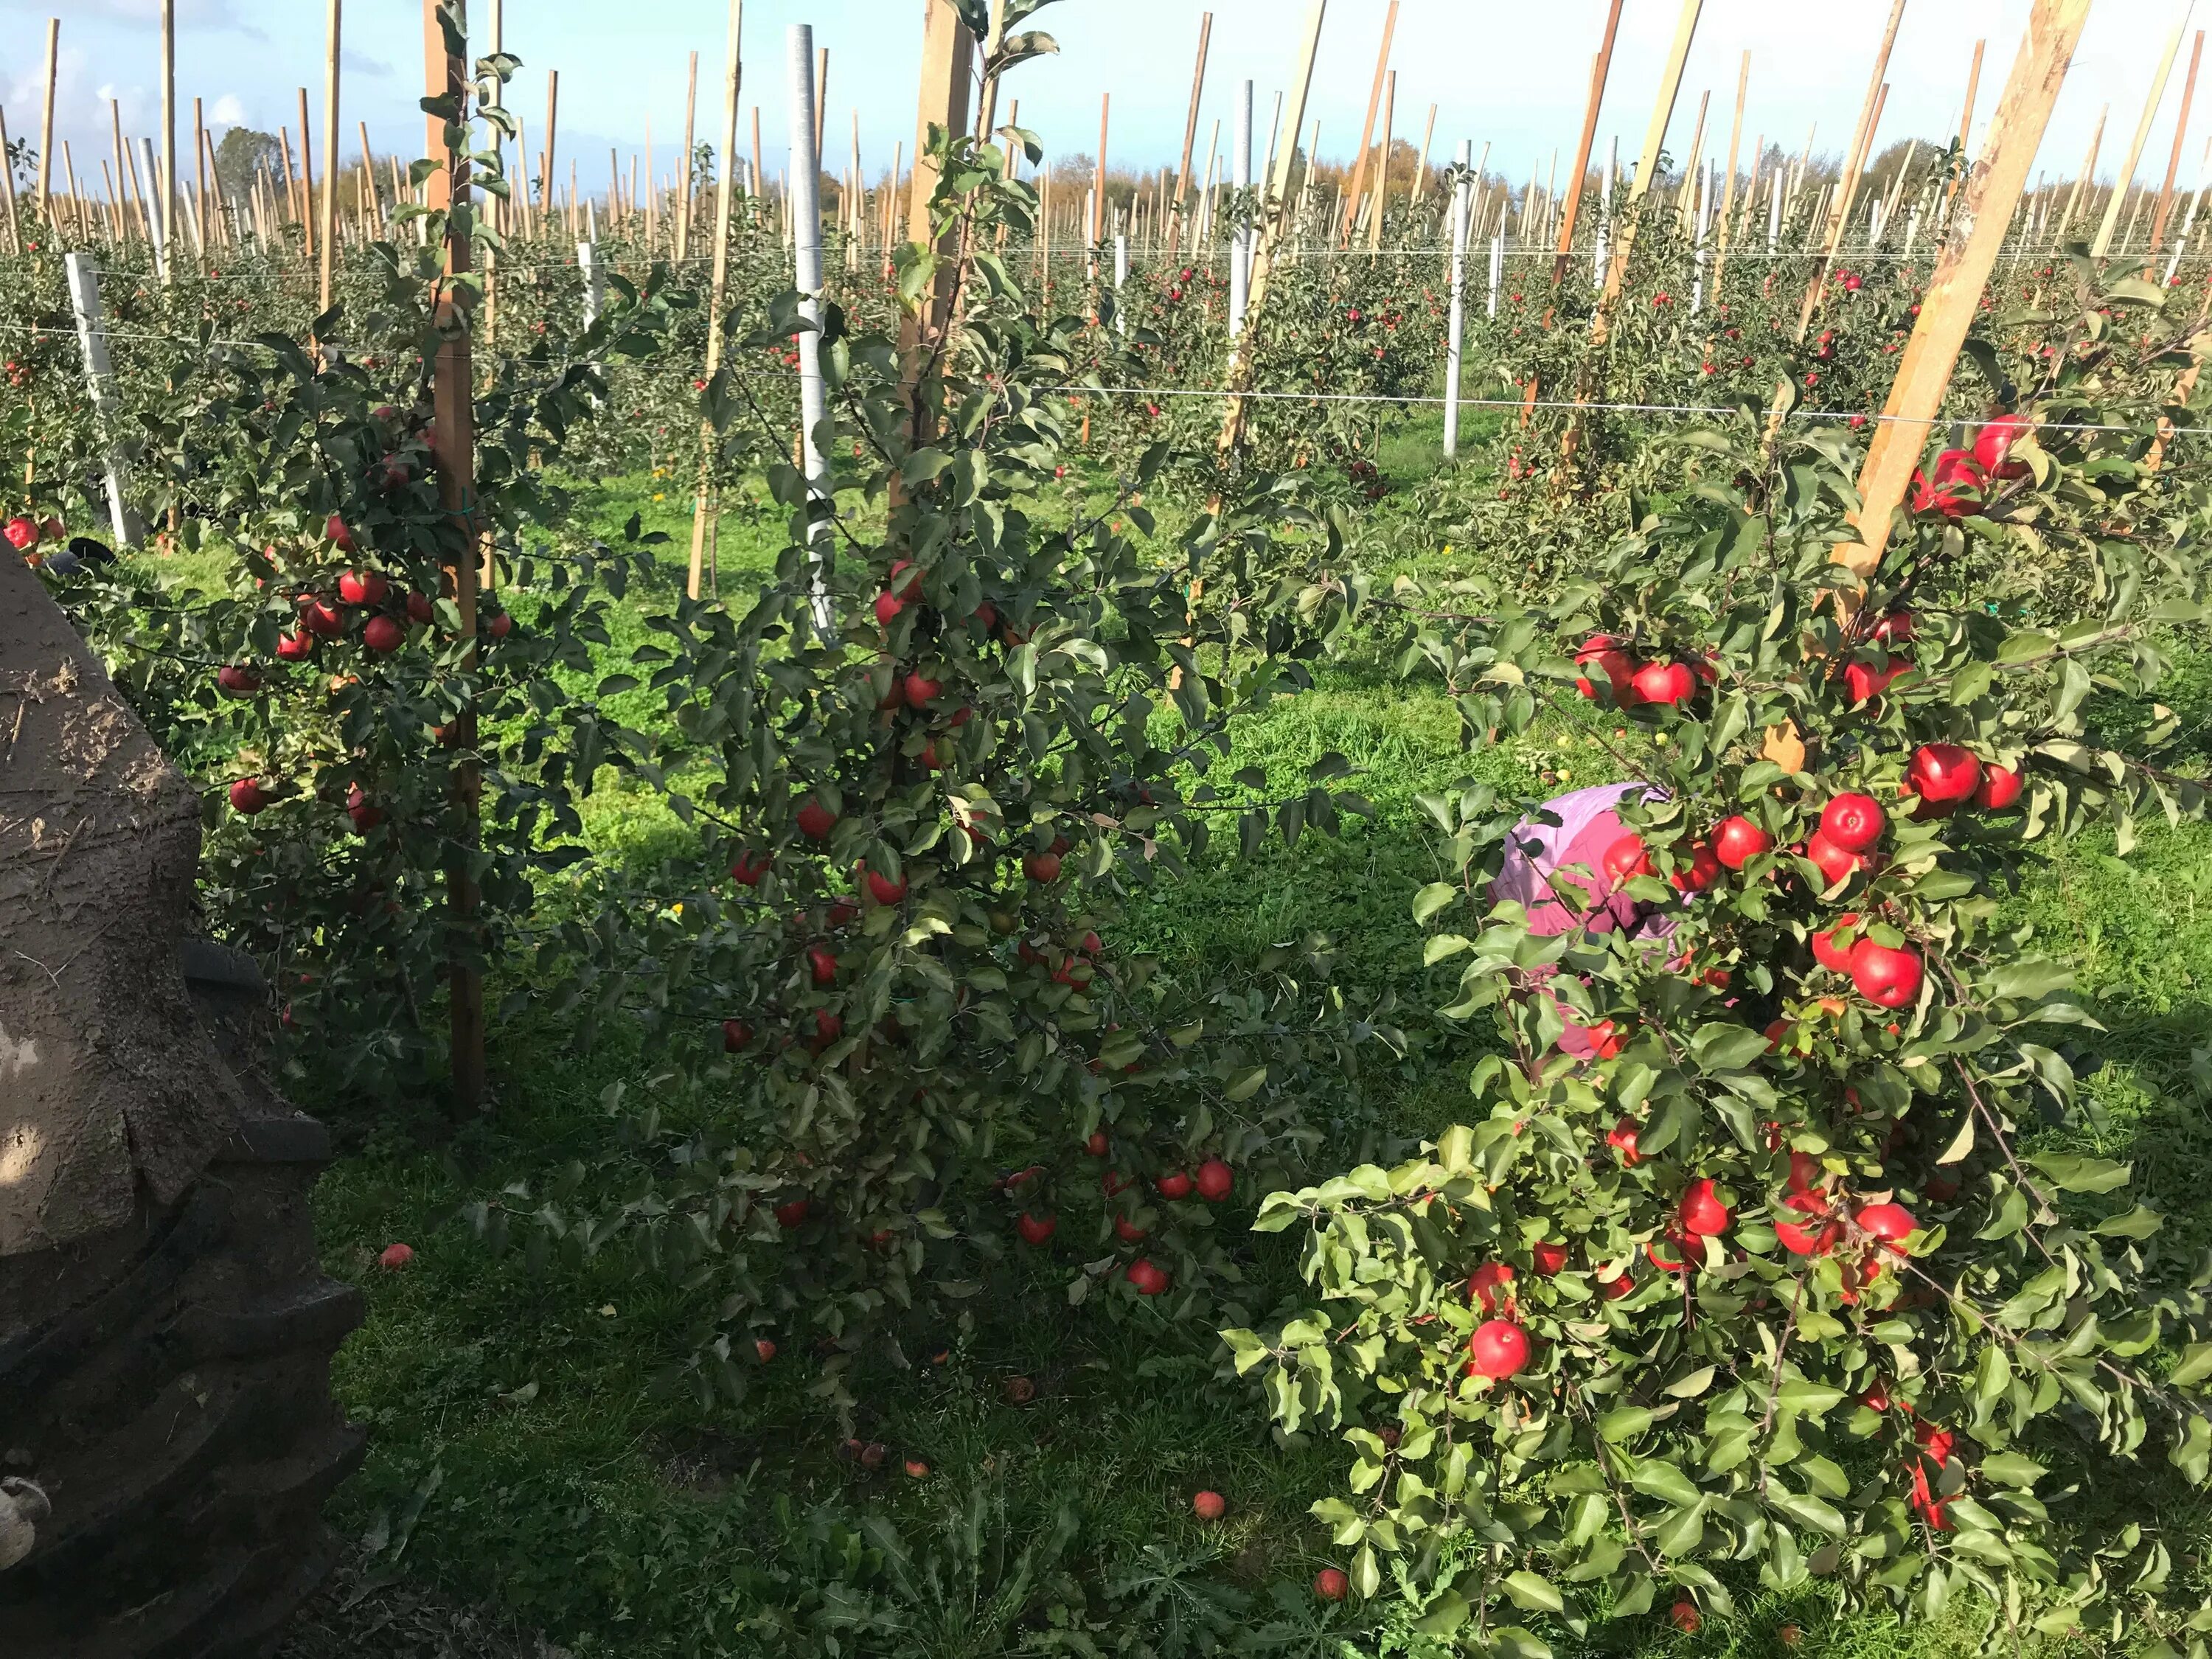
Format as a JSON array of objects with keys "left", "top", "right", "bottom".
[{"left": 1228, "top": 266, "right": 2212, "bottom": 1648}]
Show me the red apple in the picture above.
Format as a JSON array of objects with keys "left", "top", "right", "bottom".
[
  {"left": 1973, "top": 411, "right": 2033, "bottom": 479},
  {"left": 1811, "top": 912, "right": 1863, "bottom": 972},
  {"left": 338, "top": 569, "right": 389, "bottom": 605},
  {"left": 1155, "top": 1170, "right": 1194, "bottom": 1200},
  {"left": 1192, "top": 1489, "right": 1227, "bottom": 1520},
  {"left": 1819, "top": 793, "right": 1886, "bottom": 853},
  {"left": 1849, "top": 939, "right": 1924, "bottom": 1009},
  {"left": 276, "top": 632, "right": 314, "bottom": 661},
  {"left": 864, "top": 869, "right": 908, "bottom": 905},
  {"left": 1531, "top": 1240, "right": 1570, "bottom": 1275},
  {"left": 886, "top": 558, "right": 922, "bottom": 601},
  {"left": 1606, "top": 1119, "right": 1642, "bottom": 1165},
  {"left": 1804, "top": 830, "right": 1877, "bottom": 887},
  {"left": 1787, "top": 1151, "right": 1823, "bottom": 1193},
  {"left": 1024, "top": 852, "right": 1062, "bottom": 883},
  {"left": 723, "top": 1018, "right": 753, "bottom": 1051},
  {"left": 1630, "top": 659, "right": 1697, "bottom": 707},
  {"left": 1712, "top": 815, "right": 1772, "bottom": 869},
  {"left": 229, "top": 778, "right": 271, "bottom": 815},
  {"left": 808, "top": 1009, "right": 843, "bottom": 1050},
  {"left": 1313, "top": 1568, "right": 1349, "bottom": 1602},
  {"left": 346, "top": 783, "right": 383, "bottom": 832},
  {"left": 730, "top": 850, "right": 771, "bottom": 886},
  {"left": 1468, "top": 1261, "right": 1516, "bottom": 1314},
  {"left": 1086, "top": 1131, "right": 1110, "bottom": 1158},
  {"left": 301, "top": 599, "right": 345, "bottom": 638},
  {"left": 754, "top": 1337, "right": 777, "bottom": 1362},
  {"left": 874, "top": 590, "right": 905, "bottom": 627},
  {"left": 1467, "top": 1318, "right": 1531, "bottom": 1379},
  {"left": 1973, "top": 763, "right": 2023, "bottom": 809},
  {"left": 1574, "top": 634, "right": 1638, "bottom": 703},
  {"left": 378, "top": 1242, "right": 414, "bottom": 1269},
  {"left": 1114, "top": 1214, "right": 1149, "bottom": 1242},
  {"left": 325, "top": 513, "right": 356, "bottom": 552},
  {"left": 216, "top": 664, "right": 261, "bottom": 695},
  {"left": 487, "top": 611, "right": 512, "bottom": 639},
  {"left": 807, "top": 944, "right": 838, "bottom": 986},
  {"left": 406, "top": 590, "right": 435, "bottom": 625},
  {"left": 903, "top": 671, "right": 942, "bottom": 709},
  {"left": 362, "top": 613, "right": 405, "bottom": 654},
  {"left": 1016, "top": 1211, "right": 1057, "bottom": 1245},
  {"left": 1127, "top": 1258, "right": 1170, "bottom": 1295},
  {"left": 1856, "top": 1201, "right": 1917, "bottom": 1250},
  {"left": 1906, "top": 743, "right": 1981, "bottom": 807},
  {"left": 773, "top": 1197, "right": 810, "bottom": 1228},
  {"left": 1194, "top": 1158, "right": 1234, "bottom": 1201},
  {"left": 1671, "top": 1600, "right": 1703, "bottom": 1635},
  {"left": 1870, "top": 609, "right": 1916, "bottom": 645},
  {"left": 1603, "top": 832, "right": 1652, "bottom": 886},
  {"left": 795, "top": 797, "right": 838, "bottom": 840},
  {"left": 1843, "top": 655, "right": 1910, "bottom": 703},
  {"left": 3, "top": 515, "right": 36, "bottom": 551},
  {"left": 1678, "top": 1178, "right": 1732, "bottom": 1237},
  {"left": 1669, "top": 841, "right": 1723, "bottom": 892}
]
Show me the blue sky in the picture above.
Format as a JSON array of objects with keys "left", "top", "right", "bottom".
[{"left": 4, "top": 1, "right": 2205, "bottom": 201}]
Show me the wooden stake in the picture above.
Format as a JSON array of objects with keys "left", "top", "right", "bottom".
[
  {"left": 192, "top": 96, "right": 208, "bottom": 257},
  {"left": 815, "top": 46, "right": 829, "bottom": 162},
  {"left": 2154, "top": 29, "right": 2205, "bottom": 253},
  {"left": 2057, "top": 105, "right": 2105, "bottom": 240},
  {"left": 1847, "top": 0, "right": 2090, "bottom": 578},
  {"left": 1595, "top": 0, "right": 1701, "bottom": 321},
  {"left": 1093, "top": 94, "right": 1110, "bottom": 247},
  {"left": 1797, "top": 0, "right": 1907, "bottom": 339},
  {"left": 1368, "top": 70, "right": 1394, "bottom": 252},
  {"left": 1339, "top": 0, "right": 1397, "bottom": 248},
  {"left": 159, "top": 0, "right": 176, "bottom": 273},
  {"left": 543, "top": 69, "right": 560, "bottom": 242},
  {"left": 0, "top": 106, "right": 18, "bottom": 254},
  {"left": 2093, "top": 7, "right": 2189, "bottom": 257},
  {"left": 751, "top": 106, "right": 764, "bottom": 199},
  {"left": 1166, "top": 11, "right": 1213, "bottom": 256},
  {"left": 687, "top": 0, "right": 745, "bottom": 603},
  {"left": 644, "top": 114, "right": 656, "bottom": 249},
  {"left": 895, "top": 0, "right": 974, "bottom": 454},
  {"left": 678, "top": 51, "right": 698, "bottom": 260},
  {"left": 1947, "top": 39, "right": 1985, "bottom": 216},
  {"left": 1219, "top": 0, "right": 1327, "bottom": 456},
  {"left": 319, "top": 0, "right": 342, "bottom": 315},
  {"left": 297, "top": 87, "right": 318, "bottom": 263},
  {"left": 36, "top": 18, "right": 58, "bottom": 224},
  {"left": 421, "top": 0, "right": 484, "bottom": 1117},
  {"left": 1551, "top": 0, "right": 1623, "bottom": 286}
]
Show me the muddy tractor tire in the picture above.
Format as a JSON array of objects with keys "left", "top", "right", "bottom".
[{"left": 1, "top": 556, "right": 366, "bottom": 1656}]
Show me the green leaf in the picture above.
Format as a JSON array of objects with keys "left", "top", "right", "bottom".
[
  {"left": 1501, "top": 1571, "right": 1565, "bottom": 1615},
  {"left": 1223, "top": 1065, "right": 1268, "bottom": 1103},
  {"left": 1413, "top": 881, "right": 1458, "bottom": 924},
  {"left": 2027, "top": 1152, "right": 2132, "bottom": 1194},
  {"left": 1599, "top": 1407, "right": 1654, "bottom": 1443},
  {"left": 1978, "top": 1452, "right": 2047, "bottom": 1487},
  {"left": 2169, "top": 1344, "right": 2212, "bottom": 1390},
  {"left": 1412, "top": 1591, "right": 1470, "bottom": 1635}
]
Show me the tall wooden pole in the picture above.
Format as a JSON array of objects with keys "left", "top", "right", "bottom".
[
  {"left": 1846, "top": 0, "right": 2090, "bottom": 578},
  {"left": 1338, "top": 1, "right": 1397, "bottom": 248},
  {"left": 542, "top": 69, "right": 560, "bottom": 243},
  {"left": 0, "top": 108, "right": 18, "bottom": 254},
  {"left": 1367, "top": 71, "right": 1394, "bottom": 251},
  {"left": 678, "top": 52, "right": 699, "bottom": 261},
  {"left": 814, "top": 46, "right": 829, "bottom": 161},
  {"left": 319, "top": 0, "right": 343, "bottom": 315},
  {"left": 1711, "top": 49, "right": 1750, "bottom": 293},
  {"left": 2153, "top": 30, "right": 2205, "bottom": 253},
  {"left": 894, "top": 0, "right": 974, "bottom": 458},
  {"left": 159, "top": 0, "right": 176, "bottom": 274},
  {"left": 1551, "top": 0, "right": 1624, "bottom": 286},
  {"left": 1093, "top": 94, "right": 1110, "bottom": 248},
  {"left": 421, "top": 0, "right": 483, "bottom": 1116},
  {"left": 686, "top": 0, "right": 745, "bottom": 602},
  {"left": 1798, "top": 0, "right": 1907, "bottom": 339},
  {"left": 297, "top": 87, "right": 318, "bottom": 264},
  {"left": 2093, "top": 8, "right": 2189, "bottom": 257},
  {"left": 2057, "top": 105, "right": 2106, "bottom": 240},
  {"left": 1593, "top": 0, "right": 1702, "bottom": 324},
  {"left": 35, "top": 18, "right": 58, "bottom": 226},
  {"left": 192, "top": 97, "right": 209, "bottom": 257},
  {"left": 1218, "top": 0, "right": 1327, "bottom": 456},
  {"left": 1947, "top": 39, "right": 1985, "bottom": 217},
  {"left": 1166, "top": 11, "right": 1213, "bottom": 257}
]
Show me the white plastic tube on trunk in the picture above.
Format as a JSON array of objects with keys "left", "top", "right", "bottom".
[
  {"left": 578, "top": 240, "right": 602, "bottom": 328},
  {"left": 1114, "top": 233, "right": 1129, "bottom": 333},
  {"left": 1443, "top": 139, "right": 1471, "bottom": 460},
  {"left": 1229, "top": 78, "right": 1253, "bottom": 338},
  {"left": 1486, "top": 228, "right": 1503, "bottom": 317},
  {"left": 65, "top": 252, "right": 140, "bottom": 547},
  {"left": 787, "top": 25, "right": 833, "bottom": 633}
]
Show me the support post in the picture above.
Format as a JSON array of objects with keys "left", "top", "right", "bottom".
[
  {"left": 686, "top": 0, "right": 745, "bottom": 603},
  {"left": 2093, "top": 9, "right": 2188, "bottom": 257},
  {"left": 422, "top": 0, "right": 483, "bottom": 1117},
  {"left": 1846, "top": 0, "right": 2090, "bottom": 579},
  {"left": 159, "top": 0, "right": 175, "bottom": 279},
  {"left": 319, "top": 0, "right": 343, "bottom": 319},
  {"left": 1797, "top": 0, "right": 1907, "bottom": 340},
  {"left": 1487, "top": 227, "right": 1503, "bottom": 316},
  {"left": 787, "top": 24, "right": 833, "bottom": 633},
  {"left": 1444, "top": 139, "right": 1471, "bottom": 459},
  {"left": 1229, "top": 78, "right": 1252, "bottom": 337},
  {"left": 2153, "top": 29, "right": 2205, "bottom": 254},
  {"left": 1338, "top": 1, "right": 1397, "bottom": 249},
  {"left": 1165, "top": 11, "right": 1212, "bottom": 257},
  {"left": 36, "top": 18, "right": 58, "bottom": 226},
  {"left": 578, "top": 240, "right": 602, "bottom": 325},
  {"left": 64, "top": 253, "right": 139, "bottom": 547},
  {"left": 1553, "top": 0, "right": 1623, "bottom": 288}
]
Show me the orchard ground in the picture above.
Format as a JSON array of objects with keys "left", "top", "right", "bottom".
[{"left": 243, "top": 420, "right": 2212, "bottom": 1658}]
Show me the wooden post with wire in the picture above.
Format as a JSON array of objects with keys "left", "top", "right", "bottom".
[
  {"left": 1709, "top": 49, "right": 1747, "bottom": 291},
  {"left": 1796, "top": 0, "right": 1907, "bottom": 341},
  {"left": 1338, "top": 1, "right": 1396, "bottom": 248},
  {"left": 1945, "top": 39, "right": 1985, "bottom": 220},
  {"left": 891, "top": 0, "right": 974, "bottom": 476},
  {"left": 421, "top": 0, "right": 484, "bottom": 1116},
  {"left": 686, "top": 0, "right": 745, "bottom": 603},
  {"left": 159, "top": 0, "right": 175, "bottom": 278},
  {"left": 2093, "top": 9, "right": 2188, "bottom": 257},
  {"left": 677, "top": 52, "right": 698, "bottom": 261},
  {"left": 319, "top": 0, "right": 343, "bottom": 319},
  {"left": 1843, "top": 0, "right": 2089, "bottom": 582},
  {"left": 2152, "top": 30, "right": 2205, "bottom": 255},
  {"left": 1164, "top": 12, "right": 1212, "bottom": 257},
  {"left": 36, "top": 18, "right": 58, "bottom": 227},
  {"left": 296, "top": 86, "right": 318, "bottom": 265},
  {"left": 1551, "top": 0, "right": 1623, "bottom": 288}
]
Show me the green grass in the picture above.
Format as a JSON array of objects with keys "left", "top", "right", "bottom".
[{"left": 295, "top": 453, "right": 2212, "bottom": 1658}]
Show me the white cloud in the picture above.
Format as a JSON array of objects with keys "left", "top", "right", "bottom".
[{"left": 211, "top": 94, "right": 245, "bottom": 127}]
